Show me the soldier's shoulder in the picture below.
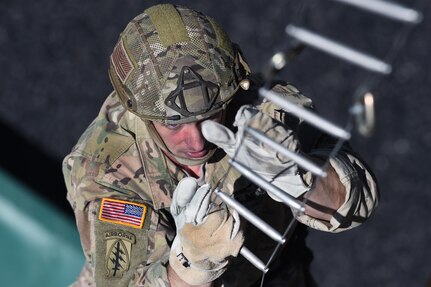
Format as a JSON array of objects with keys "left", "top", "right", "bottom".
[{"left": 68, "top": 94, "right": 135, "bottom": 165}]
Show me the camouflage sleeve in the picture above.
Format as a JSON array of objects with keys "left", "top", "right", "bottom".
[
  {"left": 63, "top": 154, "right": 175, "bottom": 287},
  {"left": 297, "top": 145, "right": 379, "bottom": 232},
  {"left": 257, "top": 83, "right": 379, "bottom": 232}
]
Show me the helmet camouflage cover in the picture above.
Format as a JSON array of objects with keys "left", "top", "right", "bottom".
[{"left": 109, "top": 4, "right": 250, "bottom": 124}]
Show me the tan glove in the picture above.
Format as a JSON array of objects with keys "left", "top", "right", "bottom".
[
  {"left": 169, "top": 178, "right": 244, "bottom": 285},
  {"left": 202, "top": 105, "right": 312, "bottom": 200}
]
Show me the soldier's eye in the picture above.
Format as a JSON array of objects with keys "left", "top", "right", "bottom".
[{"left": 164, "top": 123, "right": 181, "bottom": 130}]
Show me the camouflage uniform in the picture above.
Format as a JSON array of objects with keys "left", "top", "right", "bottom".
[
  {"left": 63, "top": 4, "right": 379, "bottom": 286},
  {"left": 63, "top": 84, "right": 379, "bottom": 287}
]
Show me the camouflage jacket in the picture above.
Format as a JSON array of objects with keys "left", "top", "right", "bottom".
[{"left": 63, "top": 84, "right": 379, "bottom": 287}]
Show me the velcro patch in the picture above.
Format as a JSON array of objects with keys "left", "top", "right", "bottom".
[
  {"left": 105, "top": 230, "right": 136, "bottom": 277},
  {"left": 99, "top": 198, "right": 147, "bottom": 229},
  {"left": 111, "top": 39, "right": 133, "bottom": 83}
]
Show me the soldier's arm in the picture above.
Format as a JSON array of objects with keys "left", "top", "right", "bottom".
[
  {"left": 301, "top": 158, "right": 346, "bottom": 221},
  {"left": 259, "top": 83, "right": 379, "bottom": 232},
  {"left": 63, "top": 155, "right": 175, "bottom": 287},
  {"left": 296, "top": 141, "right": 379, "bottom": 232}
]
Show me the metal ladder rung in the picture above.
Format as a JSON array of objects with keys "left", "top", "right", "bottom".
[
  {"left": 240, "top": 247, "right": 269, "bottom": 273},
  {"left": 285, "top": 25, "right": 392, "bottom": 74},
  {"left": 228, "top": 160, "right": 305, "bottom": 213},
  {"left": 215, "top": 188, "right": 286, "bottom": 243},
  {"left": 331, "top": 0, "right": 423, "bottom": 24},
  {"left": 259, "top": 87, "right": 351, "bottom": 140}
]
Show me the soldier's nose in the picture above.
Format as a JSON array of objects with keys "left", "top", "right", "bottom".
[{"left": 186, "top": 124, "right": 206, "bottom": 150}]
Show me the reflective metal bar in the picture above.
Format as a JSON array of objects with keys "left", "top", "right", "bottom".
[
  {"left": 259, "top": 87, "right": 351, "bottom": 140},
  {"left": 245, "top": 126, "right": 327, "bottom": 177},
  {"left": 331, "top": 0, "right": 423, "bottom": 24},
  {"left": 228, "top": 160, "right": 305, "bottom": 213},
  {"left": 215, "top": 188, "right": 286, "bottom": 243},
  {"left": 240, "top": 247, "right": 269, "bottom": 273},
  {"left": 285, "top": 25, "right": 392, "bottom": 74}
]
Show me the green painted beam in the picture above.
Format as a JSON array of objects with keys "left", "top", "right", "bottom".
[{"left": 0, "top": 168, "right": 84, "bottom": 286}]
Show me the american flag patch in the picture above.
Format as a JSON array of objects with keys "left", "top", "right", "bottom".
[
  {"left": 111, "top": 39, "right": 133, "bottom": 83},
  {"left": 99, "top": 198, "right": 147, "bottom": 229}
]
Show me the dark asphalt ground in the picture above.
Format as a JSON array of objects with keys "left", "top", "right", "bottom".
[{"left": 1, "top": 1, "right": 430, "bottom": 286}]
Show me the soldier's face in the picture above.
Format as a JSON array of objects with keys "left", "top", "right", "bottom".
[{"left": 153, "top": 113, "right": 222, "bottom": 160}]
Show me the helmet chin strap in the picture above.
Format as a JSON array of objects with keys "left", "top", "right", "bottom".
[{"left": 145, "top": 121, "right": 216, "bottom": 166}]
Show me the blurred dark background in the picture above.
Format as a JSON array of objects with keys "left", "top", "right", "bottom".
[{"left": 1, "top": 0, "right": 430, "bottom": 286}]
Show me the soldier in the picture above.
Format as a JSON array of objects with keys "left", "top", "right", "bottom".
[{"left": 63, "top": 3, "right": 379, "bottom": 287}]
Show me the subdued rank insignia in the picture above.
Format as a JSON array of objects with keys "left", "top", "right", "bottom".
[{"left": 105, "top": 230, "right": 136, "bottom": 278}]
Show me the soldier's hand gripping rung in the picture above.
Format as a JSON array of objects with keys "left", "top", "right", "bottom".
[
  {"left": 228, "top": 160, "right": 305, "bottom": 214},
  {"left": 245, "top": 126, "right": 327, "bottom": 177},
  {"left": 285, "top": 25, "right": 392, "bottom": 74},
  {"left": 214, "top": 188, "right": 286, "bottom": 243},
  {"left": 330, "top": 0, "right": 423, "bottom": 24},
  {"left": 259, "top": 87, "right": 351, "bottom": 140}
]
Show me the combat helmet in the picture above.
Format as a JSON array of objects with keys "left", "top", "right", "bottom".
[{"left": 108, "top": 3, "right": 251, "bottom": 125}]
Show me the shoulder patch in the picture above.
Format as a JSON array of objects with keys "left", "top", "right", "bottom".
[
  {"left": 99, "top": 198, "right": 147, "bottom": 229},
  {"left": 105, "top": 230, "right": 136, "bottom": 277}
]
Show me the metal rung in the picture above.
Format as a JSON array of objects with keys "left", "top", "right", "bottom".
[
  {"left": 285, "top": 25, "right": 392, "bottom": 74},
  {"left": 245, "top": 126, "right": 327, "bottom": 177},
  {"left": 259, "top": 87, "right": 351, "bottom": 140},
  {"left": 215, "top": 188, "right": 286, "bottom": 243},
  {"left": 228, "top": 160, "right": 305, "bottom": 213},
  {"left": 240, "top": 247, "right": 269, "bottom": 273},
  {"left": 331, "top": 0, "right": 423, "bottom": 24}
]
